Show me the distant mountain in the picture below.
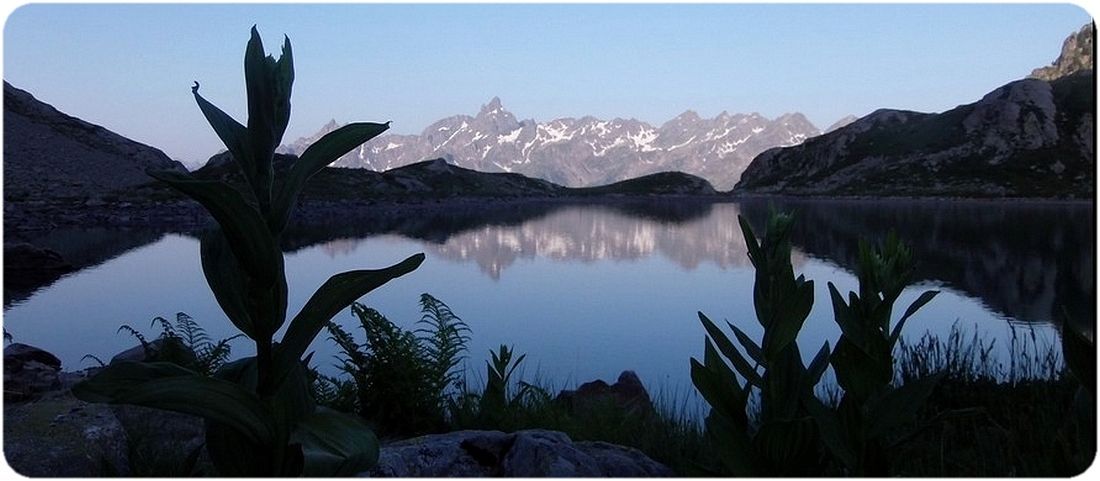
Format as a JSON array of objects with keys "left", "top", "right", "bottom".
[
  {"left": 824, "top": 115, "right": 859, "bottom": 133},
  {"left": 3, "top": 82, "right": 185, "bottom": 202},
  {"left": 1030, "top": 23, "right": 1095, "bottom": 81},
  {"left": 736, "top": 25, "right": 1095, "bottom": 198},
  {"left": 197, "top": 154, "right": 717, "bottom": 200},
  {"left": 279, "top": 98, "right": 819, "bottom": 190}
]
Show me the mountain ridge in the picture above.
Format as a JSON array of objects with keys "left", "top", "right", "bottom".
[
  {"left": 279, "top": 100, "right": 821, "bottom": 190},
  {"left": 3, "top": 82, "right": 186, "bottom": 202},
  {"left": 734, "top": 24, "right": 1095, "bottom": 198}
]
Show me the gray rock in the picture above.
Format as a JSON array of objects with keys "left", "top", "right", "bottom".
[
  {"left": 501, "top": 430, "right": 602, "bottom": 477},
  {"left": 577, "top": 440, "right": 677, "bottom": 477},
  {"left": 110, "top": 337, "right": 198, "bottom": 366},
  {"left": 556, "top": 370, "right": 655, "bottom": 418},
  {"left": 364, "top": 429, "right": 673, "bottom": 477},
  {"left": 3, "top": 384, "right": 129, "bottom": 476},
  {"left": 4, "top": 343, "right": 63, "bottom": 401},
  {"left": 1030, "top": 23, "right": 1094, "bottom": 81},
  {"left": 4, "top": 342, "right": 62, "bottom": 370}
]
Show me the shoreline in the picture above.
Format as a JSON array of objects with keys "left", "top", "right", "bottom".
[{"left": 5, "top": 191, "right": 1094, "bottom": 234}]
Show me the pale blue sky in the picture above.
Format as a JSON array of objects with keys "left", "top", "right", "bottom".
[{"left": 3, "top": 3, "right": 1093, "bottom": 168}]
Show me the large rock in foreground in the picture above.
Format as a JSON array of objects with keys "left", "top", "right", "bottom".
[{"left": 365, "top": 429, "right": 674, "bottom": 477}]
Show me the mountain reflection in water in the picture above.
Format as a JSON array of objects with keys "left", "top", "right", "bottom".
[
  {"left": 8, "top": 199, "right": 1092, "bottom": 332},
  {"left": 303, "top": 199, "right": 1093, "bottom": 329}
]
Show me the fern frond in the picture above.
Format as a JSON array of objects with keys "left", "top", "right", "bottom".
[
  {"left": 415, "top": 293, "right": 471, "bottom": 395},
  {"left": 81, "top": 354, "right": 107, "bottom": 367}
]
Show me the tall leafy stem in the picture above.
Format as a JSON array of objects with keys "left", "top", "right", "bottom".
[{"left": 72, "top": 26, "right": 423, "bottom": 476}]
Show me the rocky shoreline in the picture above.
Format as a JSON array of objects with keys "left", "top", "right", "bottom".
[{"left": 3, "top": 342, "right": 674, "bottom": 477}]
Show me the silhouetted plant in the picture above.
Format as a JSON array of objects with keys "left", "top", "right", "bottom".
[
  {"left": 321, "top": 295, "right": 469, "bottom": 435},
  {"left": 816, "top": 233, "right": 940, "bottom": 476},
  {"left": 1057, "top": 309, "right": 1095, "bottom": 473},
  {"left": 691, "top": 212, "right": 831, "bottom": 476},
  {"left": 417, "top": 293, "right": 472, "bottom": 409},
  {"left": 480, "top": 344, "right": 546, "bottom": 422},
  {"left": 96, "top": 313, "right": 243, "bottom": 376},
  {"left": 71, "top": 27, "right": 423, "bottom": 476}
]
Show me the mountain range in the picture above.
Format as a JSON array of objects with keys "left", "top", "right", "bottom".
[
  {"left": 280, "top": 100, "right": 823, "bottom": 190},
  {"left": 735, "top": 23, "right": 1095, "bottom": 198}
]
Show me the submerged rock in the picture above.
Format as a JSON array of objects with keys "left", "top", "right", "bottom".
[{"left": 365, "top": 429, "right": 673, "bottom": 477}]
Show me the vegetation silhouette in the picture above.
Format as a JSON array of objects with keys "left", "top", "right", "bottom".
[{"left": 70, "top": 27, "right": 423, "bottom": 476}]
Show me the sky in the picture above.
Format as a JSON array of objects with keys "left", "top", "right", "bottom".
[{"left": 2, "top": 2, "right": 1094, "bottom": 168}]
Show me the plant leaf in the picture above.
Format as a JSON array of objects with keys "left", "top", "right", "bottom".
[
  {"left": 292, "top": 407, "right": 380, "bottom": 476},
  {"left": 865, "top": 373, "right": 943, "bottom": 439},
  {"left": 191, "top": 83, "right": 250, "bottom": 175},
  {"left": 270, "top": 122, "right": 390, "bottom": 232},
  {"left": 805, "top": 341, "right": 831, "bottom": 385},
  {"left": 71, "top": 361, "right": 276, "bottom": 445},
  {"left": 200, "top": 230, "right": 257, "bottom": 338},
  {"left": 888, "top": 290, "right": 939, "bottom": 347},
  {"left": 726, "top": 321, "right": 765, "bottom": 367},
  {"left": 804, "top": 395, "right": 856, "bottom": 470},
  {"left": 828, "top": 282, "right": 872, "bottom": 355},
  {"left": 275, "top": 253, "right": 426, "bottom": 380},
  {"left": 147, "top": 169, "right": 279, "bottom": 283},
  {"left": 699, "top": 312, "right": 762, "bottom": 387}
]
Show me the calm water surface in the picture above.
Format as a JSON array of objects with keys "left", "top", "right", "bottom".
[{"left": 4, "top": 199, "right": 1093, "bottom": 403}]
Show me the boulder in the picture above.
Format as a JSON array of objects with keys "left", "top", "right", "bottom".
[
  {"left": 365, "top": 429, "right": 673, "bottom": 477},
  {"left": 4, "top": 343, "right": 63, "bottom": 401},
  {"left": 4, "top": 342, "right": 62, "bottom": 370},
  {"left": 555, "top": 370, "right": 655, "bottom": 417},
  {"left": 109, "top": 337, "right": 198, "bottom": 366}
]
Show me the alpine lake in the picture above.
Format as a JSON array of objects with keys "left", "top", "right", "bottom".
[{"left": 4, "top": 198, "right": 1094, "bottom": 413}]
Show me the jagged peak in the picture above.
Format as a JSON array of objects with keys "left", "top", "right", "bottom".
[
  {"left": 479, "top": 96, "right": 505, "bottom": 116},
  {"left": 674, "top": 110, "right": 701, "bottom": 121}
]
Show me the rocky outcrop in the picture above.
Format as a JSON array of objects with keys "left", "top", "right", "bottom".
[
  {"left": 365, "top": 429, "right": 674, "bottom": 477},
  {"left": 3, "top": 82, "right": 185, "bottom": 202},
  {"left": 735, "top": 71, "right": 1094, "bottom": 198},
  {"left": 3, "top": 381, "right": 129, "bottom": 476},
  {"left": 4, "top": 343, "right": 63, "bottom": 401},
  {"left": 1030, "top": 23, "right": 1094, "bottom": 81},
  {"left": 556, "top": 371, "right": 655, "bottom": 417}
]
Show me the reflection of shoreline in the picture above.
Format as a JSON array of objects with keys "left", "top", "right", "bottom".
[
  {"left": 4, "top": 229, "right": 172, "bottom": 308},
  {"left": 738, "top": 199, "right": 1095, "bottom": 329}
]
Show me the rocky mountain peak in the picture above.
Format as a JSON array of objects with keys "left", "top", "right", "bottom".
[
  {"left": 673, "top": 110, "right": 701, "bottom": 123},
  {"left": 289, "top": 98, "right": 819, "bottom": 190},
  {"left": 824, "top": 115, "right": 860, "bottom": 133},
  {"left": 479, "top": 96, "right": 505, "bottom": 116},
  {"left": 1030, "top": 22, "right": 1094, "bottom": 81}
]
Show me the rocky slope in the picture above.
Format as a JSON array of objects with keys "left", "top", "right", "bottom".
[
  {"left": 3, "top": 82, "right": 185, "bottom": 202},
  {"left": 198, "top": 153, "right": 717, "bottom": 200},
  {"left": 736, "top": 25, "right": 1095, "bottom": 198},
  {"left": 280, "top": 98, "right": 820, "bottom": 189},
  {"left": 1030, "top": 23, "right": 1094, "bottom": 81}
]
